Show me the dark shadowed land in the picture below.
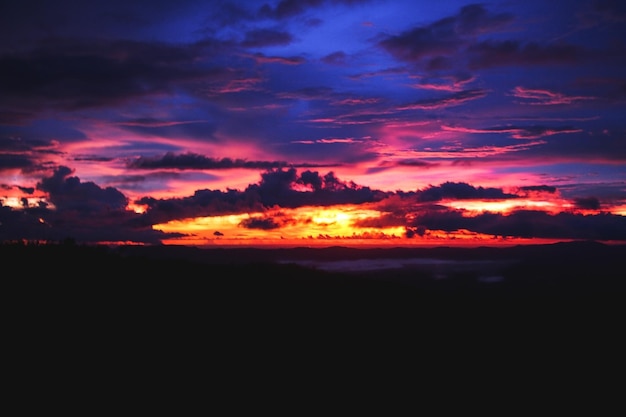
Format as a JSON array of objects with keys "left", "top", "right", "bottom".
[
  {"left": 7, "top": 239, "right": 626, "bottom": 317},
  {"left": 6, "top": 239, "right": 626, "bottom": 404}
]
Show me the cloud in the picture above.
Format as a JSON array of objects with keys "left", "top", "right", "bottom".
[
  {"left": 379, "top": 4, "right": 513, "bottom": 63},
  {"left": 442, "top": 124, "right": 582, "bottom": 139},
  {"left": 277, "top": 86, "right": 334, "bottom": 100},
  {"left": 593, "top": 0, "right": 626, "bottom": 20},
  {"left": 397, "top": 89, "right": 488, "bottom": 110},
  {"left": 574, "top": 197, "right": 601, "bottom": 210},
  {"left": 291, "top": 137, "right": 366, "bottom": 144},
  {"left": 511, "top": 86, "right": 596, "bottom": 105},
  {"left": 240, "top": 216, "right": 283, "bottom": 230},
  {"left": 37, "top": 166, "right": 128, "bottom": 213},
  {"left": 0, "top": 154, "right": 34, "bottom": 171},
  {"left": 0, "top": 166, "right": 172, "bottom": 244},
  {"left": 127, "top": 152, "right": 292, "bottom": 170},
  {"left": 395, "top": 159, "right": 439, "bottom": 168},
  {"left": 257, "top": 0, "right": 373, "bottom": 20},
  {"left": 468, "top": 40, "right": 587, "bottom": 69},
  {"left": 415, "top": 182, "right": 518, "bottom": 202},
  {"left": 138, "top": 168, "right": 389, "bottom": 224},
  {"left": 454, "top": 4, "right": 514, "bottom": 35},
  {"left": 409, "top": 209, "right": 626, "bottom": 241},
  {"left": 241, "top": 28, "right": 293, "bottom": 47},
  {"left": 321, "top": 51, "right": 347, "bottom": 65},
  {"left": 248, "top": 52, "right": 306, "bottom": 65},
  {"left": 0, "top": 110, "right": 33, "bottom": 125},
  {"left": 258, "top": 0, "right": 325, "bottom": 20},
  {"left": 3, "top": 166, "right": 626, "bottom": 244},
  {"left": 517, "top": 185, "right": 558, "bottom": 194},
  {"left": 0, "top": 38, "right": 235, "bottom": 110},
  {"left": 412, "top": 74, "right": 475, "bottom": 92}
]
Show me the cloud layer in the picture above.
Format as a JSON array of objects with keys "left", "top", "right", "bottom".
[{"left": 1, "top": 0, "right": 625, "bottom": 245}]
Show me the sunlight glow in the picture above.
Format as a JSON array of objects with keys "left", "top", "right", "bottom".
[
  {"left": 154, "top": 205, "right": 407, "bottom": 245},
  {"left": 151, "top": 203, "right": 570, "bottom": 247},
  {"left": 0, "top": 196, "right": 52, "bottom": 209},
  {"left": 445, "top": 199, "right": 560, "bottom": 214}
]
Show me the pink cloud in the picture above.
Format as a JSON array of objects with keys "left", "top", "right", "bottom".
[
  {"left": 248, "top": 53, "right": 305, "bottom": 65},
  {"left": 411, "top": 75, "right": 476, "bottom": 92},
  {"left": 511, "top": 86, "right": 596, "bottom": 105},
  {"left": 442, "top": 124, "right": 583, "bottom": 139},
  {"left": 397, "top": 89, "right": 488, "bottom": 110},
  {"left": 291, "top": 137, "right": 367, "bottom": 144}
]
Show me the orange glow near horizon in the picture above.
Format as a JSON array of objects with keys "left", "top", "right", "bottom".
[
  {"left": 152, "top": 204, "right": 569, "bottom": 247},
  {"left": 154, "top": 205, "right": 407, "bottom": 244},
  {"left": 444, "top": 198, "right": 564, "bottom": 215},
  {"left": 0, "top": 196, "right": 54, "bottom": 209}
]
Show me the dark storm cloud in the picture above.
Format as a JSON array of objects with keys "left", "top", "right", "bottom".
[
  {"left": 0, "top": 136, "right": 48, "bottom": 153},
  {"left": 0, "top": 38, "right": 233, "bottom": 110},
  {"left": 258, "top": 0, "right": 325, "bottom": 20},
  {"left": 0, "top": 201, "right": 174, "bottom": 244},
  {"left": 468, "top": 40, "right": 587, "bottom": 69},
  {"left": 278, "top": 86, "right": 334, "bottom": 100},
  {"left": 574, "top": 197, "right": 601, "bottom": 210},
  {"left": 3, "top": 166, "right": 626, "bottom": 244},
  {"left": 240, "top": 216, "right": 282, "bottom": 230},
  {"left": 0, "top": 154, "right": 34, "bottom": 171},
  {"left": 415, "top": 182, "right": 518, "bottom": 202},
  {"left": 0, "top": 133, "right": 65, "bottom": 173},
  {"left": 241, "top": 28, "right": 293, "bottom": 47},
  {"left": 1, "top": 1, "right": 624, "bottom": 247},
  {"left": 37, "top": 166, "right": 128, "bottom": 212},
  {"left": 138, "top": 168, "right": 389, "bottom": 224},
  {"left": 0, "top": 166, "right": 175, "bottom": 244},
  {"left": 590, "top": 0, "right": 626, "bottom": 22},
  {"left": 136, "top": 188, "right": 263, "bottom": 225},
  {"left": 353, "top": 210, "right": 410, "bottom": 229},
  {"left": 378, "top": 3, "right": 606, "bottom": 78},
  {"left": 0, "top": 110, "right": 34, "bottom": 125},
  {"left": 518, "top": 185, "right": 557, "bottom": 194},
  {"left": 409, "top": 209, "right": 626, "bottom": 241},
  {"left": 379, "top": 23, "right": 459, "bottom": 62},
  {"left": 0, "top": 203, "right": 53, "bottom": 242},
  {"left": 557, "top": 182, "right": 626, "bottom": 202},
  {"left": 252, "top": 168, "right": 387, "bottom": 207},
  {"left": 395, "top": 159, "right": 439, "bottom": 168},
  {"left": 0, "top": 0, "right": 208, "bottom": 45},
  {"left": 257, "top": 0, "right": 373, "bottom": 20},
  {"left": 454, "top": 3, "right": 514, "bottom": 35},
  {"left": 127, "top": 152, "right": 291, "bottom": 170},
  {"left": 379, "top": 4, "right": 513, "bottom": 63},
  {"left": 117, "top": 119, "right": 219, "bottom": 141},
  {"left": 18, "top": 186, "right": 36, "bottom": 195},
  {"left": 73, "top": 156, "right": 116, "bottom": 163},
  {"left": 521, "top": 131, "right": 626, "bottom": 162}
]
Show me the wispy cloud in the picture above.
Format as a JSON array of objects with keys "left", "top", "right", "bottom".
[{"left": 511, "top": 86, "right": 596, "bottom": 105}]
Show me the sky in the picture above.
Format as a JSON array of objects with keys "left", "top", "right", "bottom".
[{"left": 1, "top": 0, "right": 625, "bottom": 247}]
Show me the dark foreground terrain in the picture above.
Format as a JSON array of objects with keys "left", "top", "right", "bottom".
[
  {"left": 5, "top": 239, "right": 625, "bottom": 303},
  {"left": 6, "top": 239, "right": 626, "bottom": 325},
  {"left": 5, "top": 239, "right": 626, "bottom": 408}
]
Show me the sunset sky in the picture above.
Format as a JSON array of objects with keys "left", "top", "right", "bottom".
[{"left": 1, "top": 0, "right": 625, "bottom": 247}]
